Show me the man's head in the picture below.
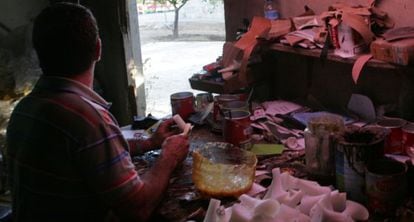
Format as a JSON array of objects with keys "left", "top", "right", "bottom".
[{"left": 33, "top": 3, "right": 100, "bottom": 76}]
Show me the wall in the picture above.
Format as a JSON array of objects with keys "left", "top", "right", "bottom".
[
  {"left": 224, "top": 0, "right": 414, "bottom": 120},
  {"left": 225, "top": 0, "right": 414, "bottom": 41},
  {"left": 0, "top": 0, "right": 48, "bottom": 145},
  {"left": 0, "top": 0, "right": 48, "bottom": 31},
  {"left": 0, "top": 0, "right": 135, "bottom": 126},
  {"left": 279, "top": 0, "right": 414, "bottom": 27},
  {"left": 124, "top": 0, "right": 146, "bottom": 117},
  {"left": 84, "top": 0, "right": 134, "bottom": 125}
]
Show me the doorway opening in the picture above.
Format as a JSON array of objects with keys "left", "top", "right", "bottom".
[{"left": 137, "top": 0, "right": 225, "bottom": 118}]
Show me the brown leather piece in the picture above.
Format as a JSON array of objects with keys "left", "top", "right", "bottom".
[
  {"left": 222, "top": 17, "right": 271, "bottom": 86},
  {"left": 341, "top": 12, "right": 374, "bottom": 45}
]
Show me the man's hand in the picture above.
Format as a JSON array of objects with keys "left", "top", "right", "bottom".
[
  {"left": 160, "top": 135, "right": 189, "bottom": 166},
  {"left": 150, "top": 118, "right": 179, "bottom": 148}
]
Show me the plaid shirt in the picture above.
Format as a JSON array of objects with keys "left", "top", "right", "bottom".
[{"left": 7, "top": 76, "right": 142, "bottom": 222}]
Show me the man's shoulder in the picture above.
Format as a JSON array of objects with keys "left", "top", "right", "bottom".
[{"left": 12, "top": 91, "right": 109, "bottom": 129}]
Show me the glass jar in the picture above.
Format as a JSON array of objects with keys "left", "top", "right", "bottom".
[
  {"left": 304, "top": 114, "right": 344, "bottom": 184},
  {"left": 192, "top": 142, "right": 257, "bottom": 197}
]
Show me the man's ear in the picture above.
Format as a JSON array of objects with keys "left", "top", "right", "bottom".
[{"left": 95, "top": 37, "right": 102, "bottom": 62}]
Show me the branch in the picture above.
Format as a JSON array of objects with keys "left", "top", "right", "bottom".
[
  {"left": 0, "top": 21, "right": 11, "bottom": 33},
  {"left": 177, "top": 0, "right": 188, "bottom": 10}
]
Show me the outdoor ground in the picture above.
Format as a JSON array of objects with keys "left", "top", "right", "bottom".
[{"left": 138, "top": 0, "right": 225, "bottom": 118}]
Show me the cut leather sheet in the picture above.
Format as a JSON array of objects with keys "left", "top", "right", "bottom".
[
  {"left": 234, "top": 17, "right": 271, "bottom": 50},
  {"left": 284, "top": 34, "right": 305, "bottom": 46},
  {"left": 222, "top": 42, "right": 243, "bottom": 67},
  {"left": 292, "top": 15, "right": 322, "bottom": 30},
  {"left": 267, "top": 19, "right": 292, "bottom": 39},
  {"left": 383, "top": 27, "right": 414, "bottom": 42},
  {"left": 341, "top": 12, "right": 374, "bottom": 45},
  {"left": 352, "top": 54, "right": 373, "bottom": 84},
  {"left": 221, "top": 71, "right": 233, "bottom": 80},
  {"left": 220, "top": 17, "right": 271, "bottom": 87},
  {"left": 238, "top": 44, "right": 255, "bottom": 83}
]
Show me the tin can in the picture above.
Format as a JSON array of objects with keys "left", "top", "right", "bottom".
[
  {"left": 365, "top": 158, "right": 407, "bottom": 217},
  {"left": 335, "top": 126, "right": 386, "bottom": 204},
  {"left": 377, "top": 117, "right": 406, "bottom": 154},
  {"left": 170, "top": 92, "right": 195, "bottom": 121},
  {"left": 213, "top": 94, "right": 240, "bottom": 122},
  {"left": 221, "top": 101, "right": 249, "bottom": 113},
  {"left": 402, "top": 122, "right": 414, "bottom": 157},
  {"left": 195, "top": 93, "right": 213, "bottom": 112},
  {"left": 232, "top": 92, "right": 249, "bottom": 101},
  {"left": 222, "top": 110, "right": 253, "bottom": 149}
]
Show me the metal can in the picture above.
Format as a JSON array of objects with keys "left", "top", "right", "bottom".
[
  {"left": 170, "top": 92, "right": 195, "bottom": 121},
  {"left": 402, "top": 122, "right": 414, "bottom": 157},
  {"left": 335, "top": 126, "right": 386, "bottom": 204},
  {"left": 195, "top": 93, "right": 213, "bottom": 112},
  {"left": 213, "top": 94, "right": 240, "bottom": 122},
  {"left": 222, "top": 110, "right": 253, "bottom": 149},
  {"left": 221, "top": 101, "right": 249, "bottom": 113},
  {"left": 365, "top": 158, "right": 407, "bottom": 217},
  {"left": 377, "top": 117, "right": 406, "bottom": 154}
]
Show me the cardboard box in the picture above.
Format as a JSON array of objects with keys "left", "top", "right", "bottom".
[{"left": 371, "top": 38, "right": 414, "bottom": 65}]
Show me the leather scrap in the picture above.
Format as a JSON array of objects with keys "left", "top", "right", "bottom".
[
  {"left": 383, "top": 27, "right": 414, "bottom": 42},
  {"left": 267, "top": 19, "right": 292, "bottom": 39},
  {"left": 226, "top": 16, "right": 271, "bottom": 85},
  {"left": 222, "top": 42, "right": 243, "bottom": 67},
  {"left": 341, "top": 12, "right": 374, "bottom": 45},
  {"left": 352, "top": 54, "right": 373, "bottom": 84}
]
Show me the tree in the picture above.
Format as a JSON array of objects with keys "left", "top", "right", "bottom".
[
  {"left": 139, "top": 0, "right": 222, "bottom": 39},
  {"left": 202, "top": 0, "right": 222, "bottom": 8},
  {"left": 156, "top": 0, "right": 189, "bottom": 38}
]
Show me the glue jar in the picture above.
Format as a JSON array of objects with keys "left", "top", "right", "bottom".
[{"left": 304, "top": 114, "right": 345, "bottom": 185}]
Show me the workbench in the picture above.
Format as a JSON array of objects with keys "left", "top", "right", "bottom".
[{"left": 131, "top": 125, "right": 305, "bottom": 221}]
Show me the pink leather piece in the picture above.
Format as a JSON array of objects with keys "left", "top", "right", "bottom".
[{"left": 352, "top": 54, "right": 373, "bottom": 84}]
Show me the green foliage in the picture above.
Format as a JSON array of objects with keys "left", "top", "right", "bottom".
[
  {"left": 153, "top": 0, "right": 188, "bottom": 8},
  {"left": 202, "top": 0, "right": 223, "bottom": 6}
]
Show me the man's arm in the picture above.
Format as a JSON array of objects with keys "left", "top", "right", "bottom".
[
  {"left": 75, "top": 119, "right": 188, "bottom": 222},
  {"left": 113, "top": 135, "right": 189, "bottom": 221},
  {"left": 128, "top": 137, "right": 155, "bottom": 155},
  {"left": 129, "top": 118, "right": 179, "bottom": 156}
]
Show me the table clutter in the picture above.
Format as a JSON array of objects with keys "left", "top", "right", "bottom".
[
  {"left": 190, "top": 2, "right": 414, "bottom": 94},
  {"left": 122, "top": 94, "right": 414, "bottom": 221},
  {"left": 123, "top": 2, "right": 414, "bottom": 220}
]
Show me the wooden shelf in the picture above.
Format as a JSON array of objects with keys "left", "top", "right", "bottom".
[{"left": 269, "top": 43, "right": 398, "bottom": 69}]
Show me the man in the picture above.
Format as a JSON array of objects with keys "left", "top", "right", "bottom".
[{"left": 6, "top": 3, "right": 189, "bottom": 222}]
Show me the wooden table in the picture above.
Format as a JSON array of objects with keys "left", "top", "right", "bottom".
[{"left": 131, "top": 125, "right": 306, "bottom": 221}]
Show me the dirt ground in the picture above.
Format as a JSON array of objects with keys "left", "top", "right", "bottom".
[
  {"left": 140, "top": 20, "right": 225, "bottom": 117},
  {"left": 140, "top": 22, "right": 225, "bottom": 45}
]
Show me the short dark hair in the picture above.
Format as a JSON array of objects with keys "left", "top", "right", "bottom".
[{"left": 32, "top": 2, "right": 99, "bottom": 76}]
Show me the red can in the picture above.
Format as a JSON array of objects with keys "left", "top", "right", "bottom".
[
  {"left": 170, "top": 92, "right": 195, "bottom": 121},
  {"left": 222, "top": 110, "right": 253, "bottom": 149},
  {"left": 365, "top": 158, "right": 407, "bottom": 217},
  {"left": 402, "top": 123, "right": 414, "bottom": 157},
  {"left": 377, "top": 118, "right": 406, "bottom": 154}
]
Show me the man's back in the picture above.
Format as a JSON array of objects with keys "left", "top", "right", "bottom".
[{"left": 7, "top": 76, "right": 141, "bottom": 222}]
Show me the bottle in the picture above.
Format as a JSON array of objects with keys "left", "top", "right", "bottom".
[{"left": 264, "top": 0, "right": 280, "bottom": 20}]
